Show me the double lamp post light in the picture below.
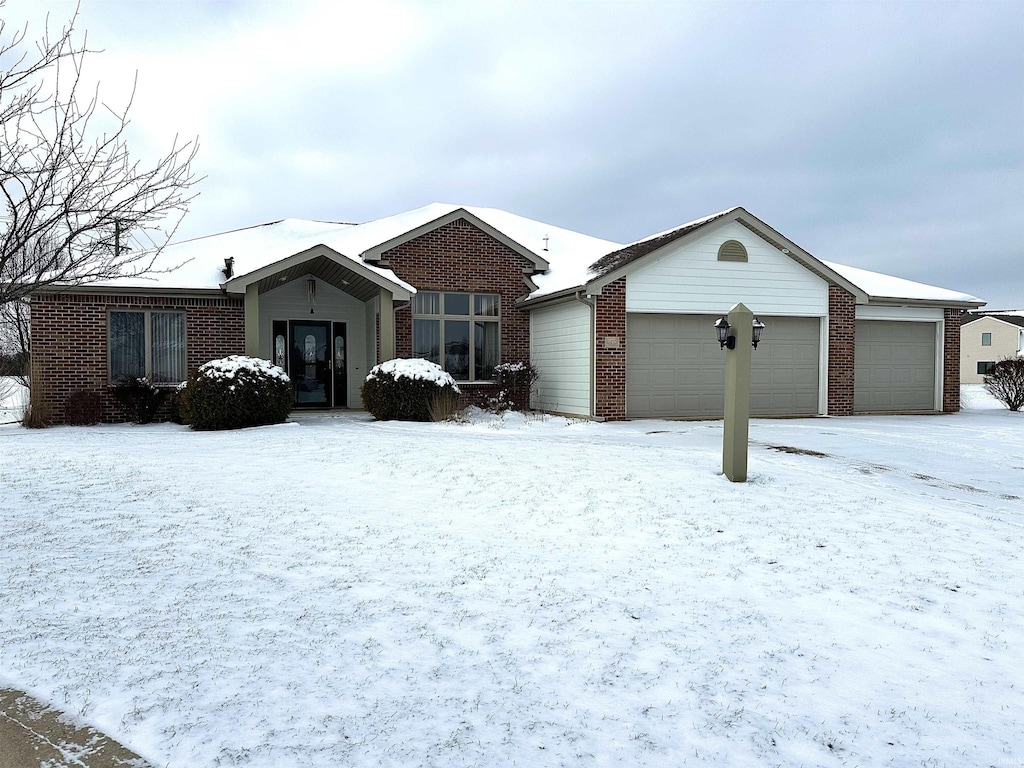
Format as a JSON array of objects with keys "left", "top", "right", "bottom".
[{"left": 714, "top": 303, "right": 765, "bottom": 483}]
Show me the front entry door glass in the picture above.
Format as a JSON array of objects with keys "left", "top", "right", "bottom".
[
  {"left": 332, "top": 322, "right": 347, "bottom": 408},
  {"left": 290, "top": 321, "right": 331, "bottom": 407}
]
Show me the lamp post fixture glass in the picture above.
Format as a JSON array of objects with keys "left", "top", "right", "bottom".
[
  {"left": 752, "top": 317, "right": 765, "bottom": 349},
  {"left": 715, "top": 317, "right": 732, "bottom": 349}
]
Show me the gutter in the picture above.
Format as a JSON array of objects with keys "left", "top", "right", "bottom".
[{"left": 863, "top": 296, "right": 986, "bottom": 310}]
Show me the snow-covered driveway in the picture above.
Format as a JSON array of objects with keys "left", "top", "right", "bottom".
[{"left": 1, "top": 394, "right": 1021, "bottom": 767}]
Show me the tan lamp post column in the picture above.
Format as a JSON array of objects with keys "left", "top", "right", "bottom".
[{"left": 722, "top": 302, "right": 753, "bottom": 482}]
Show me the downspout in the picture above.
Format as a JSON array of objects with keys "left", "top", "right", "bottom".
[{"left": 574, "top": 290, "right": 598, "bottom": 420}]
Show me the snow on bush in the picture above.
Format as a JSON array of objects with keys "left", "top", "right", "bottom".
[
  {"left": 362, "top": 358, "right": 461, "bottom": 421},
  {"left": 489, "top": 361, "right": 539, "bottom": 412},
  {"left": 178, "top": 355, "right": 292, "bottom": 430}
]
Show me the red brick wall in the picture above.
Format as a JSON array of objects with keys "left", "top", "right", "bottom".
[
  {"left": 594, "top": 278, "right": 626, "bottom": 420},
  {"left": 943, "top": 308, "right": 964, "bottom": 413},
  {"left": 30, "top": 292, "right": 244, "bottom": 424},
  {"left": 380, "top": 218, "right": 534, "bottom": 403},
  {"left": 827, "top": 285, "right": 856, "bottom": 415}
]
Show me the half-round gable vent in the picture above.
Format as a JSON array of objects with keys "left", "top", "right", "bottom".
[{"left": 718, "top": 239, "right": 748, "bottom": 262}]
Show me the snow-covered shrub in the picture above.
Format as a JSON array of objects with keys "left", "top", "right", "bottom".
[
  {"left": 489, "top": 361, "right": 539, "bottom": 412},
  {"left": 111, "top": 376, "right": 167, "bottom": 424},
  {"left": 64, "top": 389, "right": 102, "bottom": 425},
  {"left": 179, "top": 356, "right": 292, "bottom": 430},
  {"left": 983, "top": 357, "right": 1024, "bottom": 411},
  {"left": 361, "top": 358, "right": 460, "bottom": 421}
]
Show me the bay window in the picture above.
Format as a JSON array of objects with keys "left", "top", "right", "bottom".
[
  {"left": 109, "top": 310, "right": 186, "bottom": 384},
  {"left": 412, "top": 292, "right": 499, "bottom": 380}
]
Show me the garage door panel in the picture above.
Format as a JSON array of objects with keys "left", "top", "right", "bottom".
[
  {"left": 627, "top": 313, "right": 820, "bottom": 418},
  {"left": 854, "top": 320, "right": 935, "bottom": 412}
]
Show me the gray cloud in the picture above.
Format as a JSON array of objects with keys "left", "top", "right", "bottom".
[{"left": 5, "top": 0, "right": 1021, "bottom": 306}]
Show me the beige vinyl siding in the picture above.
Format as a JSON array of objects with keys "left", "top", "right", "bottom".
[
  {"left": 258, "top": 276, "right": 369, "bottom": 408},
  {"left": 626, "top": 221, "right": 828, "bottom": 316},
  {"left": 530, "top": 300, "right": 592, "bottom": 416},
  {"left": 960, "top": 316, "right": 1024, "bottom": 384}
]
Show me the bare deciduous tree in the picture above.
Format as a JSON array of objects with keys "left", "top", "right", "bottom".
[
  {"left": 0, "top": 4, "right": 199, "bottom": 306},
  {"left": 0, "top": 295, "right": 28, "bottom": 378},
  {"left": 983, "top": 357, "right": 1024, "bottom": 412}
]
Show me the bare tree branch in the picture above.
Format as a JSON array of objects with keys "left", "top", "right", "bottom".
[{"left": 0, "top": 2, "right": 200, "bottom": 304}]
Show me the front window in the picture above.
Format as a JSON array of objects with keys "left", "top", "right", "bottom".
[
  {"left": 412, "top": 291, "right": 499, "bottom": 380},
  {"left": 109, "top": 310, "right": 186, "bottom": 384},
  {"left": 981, "top": 332, "right": 992, "bottom": 346},
  {"left": 977, "top": 361, "right": 995, "bottom": 375}
]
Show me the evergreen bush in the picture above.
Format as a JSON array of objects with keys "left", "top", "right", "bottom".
[
  {"left": 111, "top": 376, "right": 167, "bottom": 424},
  {"left": 64, "top": 389, "right": 102, "bottom": 425},
  {"left": 361, "top": 358, "right": 460, "bottom": 421},
  {"left": 180, "top": 356, "right": 292, "bottom": 430}
]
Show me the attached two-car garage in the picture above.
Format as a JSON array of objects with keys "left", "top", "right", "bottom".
[
  {"left": 526, "top": 209, "right": 969, "bottom": 421},
  {"left": 626, "top": 314, "right": 940, "bottom": 418},
  {"left": 626, "top": 313, "right": 821, "bottom": 418}
]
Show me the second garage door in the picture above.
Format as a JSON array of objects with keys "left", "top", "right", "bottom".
[
  {"left": 854, "top": 320, "right": 936, "bottom": 412},
  {"left": 626, "top": 314, "right": 820, "bottom": 418}
]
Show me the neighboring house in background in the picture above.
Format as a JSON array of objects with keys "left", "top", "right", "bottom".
[
  {"left": 29, "top": 204, "right": 984, "bottom": 423},
  {"left": 960, "top": 312, "right": 1024, "bottom": 383}
]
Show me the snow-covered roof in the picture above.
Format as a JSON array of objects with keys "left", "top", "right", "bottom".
[
  {"left": 91, "top": 202, "right": 982, "bottom": 308},
  {"left": 822, "top": 260, "right": 983, "bottom": 306},
  {"left": 962, "top": 312, "right": 1024, "bottom": 328},
  {"left": 100, "top": 217, "right": 415, "bottom": 293},
  {"left": 98, "top": 203, "right": 621, "bottom": 298},
  {"left": 586, "top": 207, "right": 739, "bottom": 280}
]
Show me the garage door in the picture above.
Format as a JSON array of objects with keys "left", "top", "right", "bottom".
[
  {"left": 854, "top": 320, "right": 936, "bottom": 412},
  {"left": 626, "top": 314, "right": 820, "bottom": 418}
]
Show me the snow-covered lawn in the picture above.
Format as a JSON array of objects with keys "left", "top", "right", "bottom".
[{"left": 0, "top": 388, "right": 1021, "bottom": 767}]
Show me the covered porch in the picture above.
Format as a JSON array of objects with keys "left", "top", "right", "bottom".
[{"left": 223, "top": 244, "right": 412, "bottom": 408}]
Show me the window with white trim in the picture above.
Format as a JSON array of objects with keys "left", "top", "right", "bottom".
[
  {"left": 412, "top": 292, "right": 499, "bottom": 380},
  {"left": 109, "top": 310, "right": 186, "bottom": 384}
]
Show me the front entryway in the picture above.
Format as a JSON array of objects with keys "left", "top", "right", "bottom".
[{"left": 274, "top": 320, "right": 348, "bottom": 408}]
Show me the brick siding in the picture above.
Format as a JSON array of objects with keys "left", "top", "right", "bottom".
[
  {"left": 30, "top": 292, "right": 244, "bottom": 424},
  {"left": 594, "top": 278, "right": 627, "bottom": 420},
  {"left": 827, "top": 285, "right": 856, "bottom": 415},
  {"left": 943, "top": 308, "right": 964, "bottom": 413},
  {"left": 380, "top": 218, "right": 534, "bottom": 406}
]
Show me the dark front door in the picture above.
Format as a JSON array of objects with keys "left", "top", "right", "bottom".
[{"left": 290, "top": 321, "right": 331, "bottom": 407}]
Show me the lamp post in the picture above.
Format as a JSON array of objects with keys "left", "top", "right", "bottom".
[{"left": 715, "top": 303, "right": 765, "bottom": 482}]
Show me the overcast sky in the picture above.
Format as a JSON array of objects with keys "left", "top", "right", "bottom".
[{"left": 6, "top": 0, "right": 1023, "bottom": 308}]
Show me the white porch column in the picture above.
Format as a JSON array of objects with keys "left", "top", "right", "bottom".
[
  {"left": 245, "top": 283, "right": 260, "bottom": 357},
  {"left": 379, "top": 288, "right": 395, "bottom": 362}
]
